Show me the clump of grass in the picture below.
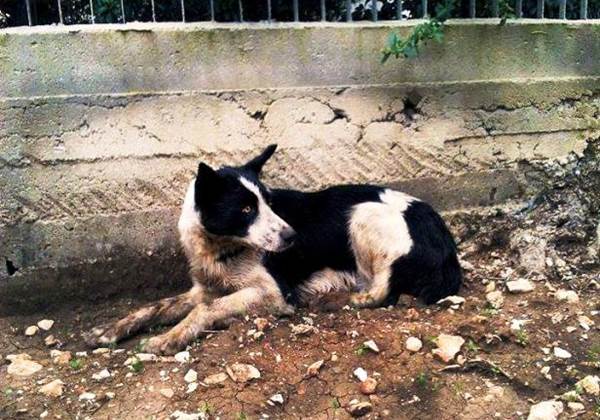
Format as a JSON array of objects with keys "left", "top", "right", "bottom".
[
  {"left": 129, "top": 357, "right": 144, "bottom": 373},
  {"left": 415, "top": 372, "right": 429, "bottom": 388},
  {"left": 199, "top": 402, "right": 213, "bottom": 415},
  {"left": 134, "top": 339, "right": 147, "bottom": 353},
  {"left": 514, "top": 329, "right": 529, "bottom": 347},
  {"left": 331, "top": 397, "right": 341, "bottom": 409},
  {"left": 481, "top": 307, "right": 499, "bottom": 317},
  {"left": 587, "top": 344, "right": 600, "bottom": 367},
  {"left": 236, "top": 412, "right": 247, "bottom": 420},
  {"left": 465, "top": 339, "right": 480, "bottom": 353},
  {"left": 69, "top": 358, "right": 83, "bottom": 370}
]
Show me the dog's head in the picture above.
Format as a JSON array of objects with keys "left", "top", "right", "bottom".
[{"left": 192, "top": 144, "right": 296, "bottom": 252}]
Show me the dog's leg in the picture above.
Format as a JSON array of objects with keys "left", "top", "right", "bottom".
[
  {"left": 143, "top": 287, "right": 291, "bottom": 355},
  {"left": 350, "top": 266, "right": 392, "bottom": 308},
  {"left": 83, "top": 286, "right": 204, "bottom": 347}
]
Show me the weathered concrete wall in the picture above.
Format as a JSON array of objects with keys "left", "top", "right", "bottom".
[{"left": 1, "top": 21, "right": 599, "bottom": 312}]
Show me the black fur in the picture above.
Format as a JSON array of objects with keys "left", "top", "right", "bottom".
[{"left": 264, "top": 185, "right": 384, "bottom": 302}]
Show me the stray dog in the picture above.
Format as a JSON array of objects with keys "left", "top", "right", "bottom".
[{"left": 84, "top": 145, "right": 461, "bottom": 354}]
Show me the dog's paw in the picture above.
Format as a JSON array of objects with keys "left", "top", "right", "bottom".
[
  {"left": 350, "top": 292, "right": 377, "bottom": 308},
  {"left": 82, "top": 324, "right": 117, "bottom": 348},
  {"left": 142, "top": 335, "right": 182, "bottom": 355}
]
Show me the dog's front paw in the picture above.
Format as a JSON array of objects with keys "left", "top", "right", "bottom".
[
  {"left": 350, "top": 292, "right": 376, "bottom": 308},
  {"left": 82, "top": 324, "right": 117, "bottom": 348},
  {"left": 143, "top": 335, "right": 182, "bottom": 355}
]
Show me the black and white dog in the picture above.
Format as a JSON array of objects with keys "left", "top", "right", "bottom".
[{"left": 85, "top": 145, "right": 461, "bottom": 354}]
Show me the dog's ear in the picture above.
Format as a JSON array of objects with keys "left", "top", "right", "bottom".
[
  {"left": 195, "top": 162, "right": 222, "bottom": 198},
  {"left": 243, "top": 144, "right": 277, "bottom": 175}
]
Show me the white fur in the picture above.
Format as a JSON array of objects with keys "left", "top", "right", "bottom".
[
  {"left": 347, "top": 189, "right": 418, "bottom": 303},
  {"left": 239, "top": 176, "right": 292, "bottom": 252},
  {"left": 178, "top": 181, "right": 201, "bottom": 235}
]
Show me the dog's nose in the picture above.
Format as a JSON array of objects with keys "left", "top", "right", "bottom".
[{"left": 280, "top": 226, "right": 296, "bottom": 246}]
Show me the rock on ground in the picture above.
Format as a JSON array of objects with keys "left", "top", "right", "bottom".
[
  {"left": 432, "top": 334, "right": 465, "bottom": 363},
  {"left": 226, "top": 363, "right": 260, "bottom": 383},
  {"left": 7, "top": 354, "right": 43, "bottom": 377},
  {"left": 506, "top": 279, "right": 535, "bottom": 293},
  {"left": 38, "top": 380, "right": 64, "bottom": 398},
  {"left": 405, "top": 337, "right": 423, "bottom": 352},
  {"left": 527, "top": 400, "right": 563, "bottom": 420}
]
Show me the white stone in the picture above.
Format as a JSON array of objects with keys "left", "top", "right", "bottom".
[
  {"left": 174, "top": 351, "right": 191, "bottom": 363},
  {"left": 269, "top": 393, "right": 284, "bottom": 405},
  {"left": 50, "top": 350, "right": 72, "bottom": 365},
  {"left": 79, "top": 392, "right": 96, "bottom": 401},
  {"left": 44, "top": 335, "right": 59, "bottom": 347},
  {"left": 347, "top": 401, "right": 373, "bottom": 417},
  {"left": 554, "top": 289, "right": 579, "bottom": 303},
  {"left": 290, "top": 323, "right": 316, "bottom": 335},
  {"left": 184, "top": 369, "right": 198, "bottom": 383},
  {"left": 37, "top": 320, "right": 55, "bottom": 331},
  {"left": 527, "top": 400, "right": 563, "bottom": 420},
  {"left": 160, "top": 388, "right": 174, "bottom": 398},
  {"left": 38, "top": 379, "right": 64, "bottom": 397},
  {"left": 486, "top": 290, "right": 504, "bottom": 308},
  {"left": 405, "top": 337, "right": 423, "bottom": 352},
  {"left": 510, "top": 319, "right": 529, "bottom": 333},
  {"left": 170, "top": 410, "right": 202, "bottom": 420},
  {"left": 437, "top": 296, "right": 465, "bottom": 307},
  {"left": 306, "top": 360, "right": 324, "bottom": 377},
  {"left": 25, "top": 326, "right": 39, "bottom": 336},
  {"left": 7, "top": 356, "right": 43, "bottom": 377},
  {"left": 353, "top": 367, "right": 368, "bottom": 382},
  {"left": 432, "top": 334, "right": 465, "bottom": 363},
  {"left": 92, "top": 347, "right": 111, "bottom": 355},
  {"left": 553, "top": 347, "right": 572, "bottom": 359},
  {"left": 506, "top": 279, "right": 535, "bottom": 293},
  {"left": 567, "top": 402, "right": 584, "bottom": 412},
  {"left": 134, "top": 353, "right": 157, "bottom": 362},
  {"left": 362, "top": 340, "right": 380, "bottom": 353},
  {"left": 92, "top": 369, "right": 111, "bottom": 381},
  {"left": 576, "top": 375, "right": 599, "bottom": 396},
  {"left": 226, "top": 363, "right": 261, "bottom": 383},
  {"left": 203, "top": 372, "right": 228, "bottom": 385},
  {"left": 186, "top": 382, "right": 198, "bottom": 394}
]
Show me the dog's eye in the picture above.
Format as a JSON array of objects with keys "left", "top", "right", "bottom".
[{"left": 241, "top": 206, "right": 253, "bottom": 214}]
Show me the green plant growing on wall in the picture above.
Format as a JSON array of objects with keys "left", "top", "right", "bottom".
[
  {"left": 381, "top": 0, "right": 454, "bottom": 63},
  {"left": 382, "top": 0, "right": 515, "bottom": 62}
]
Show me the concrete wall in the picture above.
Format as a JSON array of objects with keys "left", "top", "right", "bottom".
[{"left": 1, "top": 20, "right": 599, "bottom": 312}]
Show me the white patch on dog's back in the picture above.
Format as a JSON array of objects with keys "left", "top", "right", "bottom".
[
  {"left": 349, "top": 189, "right": 418, "bottom": 281},
  {"left": 239, "top": 176, "right": 292, "bottom": 252}
]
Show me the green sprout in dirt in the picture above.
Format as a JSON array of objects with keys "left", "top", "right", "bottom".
[
  {"left": 134, "top": 339, "right": 147, "bottom": 353},
  {"left": 199, "top": 402, "right": 214, "bottom": 415},
  {"left": 129, "top": 357, "right": 144, "bottom": 373},
  {"left": 236, "top": 412, "right": 248, "bottom": 420},
  {"left": 514, "top": 329, "right": 529, "bottom": 347},
  {"left": 415, "top": 372, "right": 429, "bottom": 388},
  {"left": 355, "top": 343, "right": 377, "bottom": 356},
  {"left": 465, "top": 339, "right": 480, "bottom": 353},
  {"left": 69, "top": 358, "right": 83, "bottom": 370},
  {"left": 587, "top": 344, "right": 600, "bottom": 367},
  {"left": 331, "top": 397, "right": 341, "bottom": 409},
  {"left": 3, "top": 388, "right": 14, "bottom": 397},
  {"left": 481, "top": 306, "right": 499, "bottom": 317}
]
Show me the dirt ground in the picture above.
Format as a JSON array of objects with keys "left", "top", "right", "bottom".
[{"left": 1, "top": 150, "right": 599, "bottom": 420}]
